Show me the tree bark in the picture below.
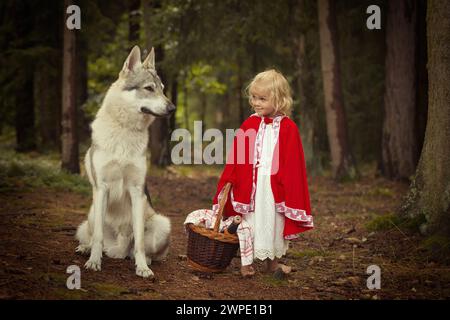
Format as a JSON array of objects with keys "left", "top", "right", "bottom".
[
  {"left": 294, "top": 0, "right": 323, "bottom": 176},
  {"left": 77, "top": 26, "right": 89, "bottom": 144},
  {"left": 401, "top": 0, "right": 450, "bottom": 238},
  {"left": 15, "top": 68, "right": 36, "bottom": 152},
  {"left": 382, "top": 0, "right": 419, "bottom": 180},
  {"left": 183, "top": 75, "right": 189, "bottom": 131},
  {"left": 415, "top": 0, "right": 428, "bottom": 163},
  {"left": 13, "top": 1, "right": 36, "bottom": 152},
  {"left": 317, "top": 0, "right": 357, "bottom": 180},
  {"left": 143, "top": 0, "right": 172, "bottom": 166},
  {"left": 35, "top": 61, "right": 61, "bottom": 151},
  {"left": 61, "top": 0, "right": 80, "bottom": 173},
  {"left": 128, "top": 0, "right": 141, "bottom": 46}
]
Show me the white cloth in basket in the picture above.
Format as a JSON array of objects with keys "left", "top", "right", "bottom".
[{"left": 184, "top": 209, "right": 254, "bottom": 265}]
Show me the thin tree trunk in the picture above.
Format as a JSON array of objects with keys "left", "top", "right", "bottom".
[
  {"left": 61, "top": 0, "right": 80, "bottom": 173},
  {"left": 382, "top": 0, "right": 418, "bottom": 180},
  {"left": 295, "top": 0, "right": 322, "bottom": 176},
  {"left": 237, "top": 59, "right": 244, "bottom": 124},
  {"left": 317, "top": 0, "right": 357, "bottom": 180},
  {"left": 170, "top": 78, "right": 178, "bottom": 132},
  {"left": 77, "top": 27, "right": 89, "bottom": 144},
  {"left": 296, "top": 32, "right": 318, "bottom": 176},
  {"left": 183, "top": 76, "right": 189, "bottom": 131},
  {"left": 35, "top": 62, "right": 61, "bottom": 150},
  {"left": 415, "top": 0, "right": 428, "bottom": 162},
  {"left": 128, "top": 0, "right": 141, "bottom": 46},
  {"left": 15, "top": 68, "right": 36, "bottom": 152},
  {"left": 401, "top": 0, "right": 450, "bottom": 239},
  {"left": 13, "top": 1, "right": 36, "bottom": 152},
  {"left": 143, "top": 0, "right": 171, "bottom": 166},
  {"left": 200, "top": 92, "right": 207, "bottom": 133}
]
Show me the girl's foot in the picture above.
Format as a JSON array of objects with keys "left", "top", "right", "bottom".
[
  {"left": 266, "top": 259, "right": 292, "bottom": 274},
  {"left": 241, "top": 265, "right": 255, "bottom": 278}
]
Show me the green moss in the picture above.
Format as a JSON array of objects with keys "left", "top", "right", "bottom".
[
  {"left": 338, "top": 171, "right": 359, "bottom": 183},
  {"left": 0, "top": 151, "right": 90, "bottom": 195},
  {"left": 262, "top": 275, "right": 288, "bottom": 287},
  {"left": 91, "top": 282, "right": 130, "bottom": 297},
  {"left": 368, "top": 187, "right": 394, "bottom": 197},
  {"left": 421, "top": 235, "right": 450, "bottom": 262},
  {"left": 365, "top": 213, "right": 398, "bottom": 231},
  {"left": 53, "top": 288, "right": 88, "bottom": 300},
  {"left": 365, "top": 212, "right": 426, "bottom": 233},
  {"left": 289, "top": 249, "right": 328, "bottom": 259}
]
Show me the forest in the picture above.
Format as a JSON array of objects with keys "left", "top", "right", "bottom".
[{"left": 0, "top": 0, "right": 449, "bottom": 300}]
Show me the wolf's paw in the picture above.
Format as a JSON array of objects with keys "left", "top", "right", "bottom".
[
  {"left": 136, "top": 265, "right": 154, "bottom": 278},
  {"left": 105, "top": 246, "right": 128, "bottom": 259},
  {"left": 76, "top": 245, "right": 90, "bottom": 255},
  {"left": 85, "top": 259, "right": 101, "bottom": 271}
]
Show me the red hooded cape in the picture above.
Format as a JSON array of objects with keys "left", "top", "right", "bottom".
[{"left": 212, "top": 114, "right": 314, "bottom": 240}]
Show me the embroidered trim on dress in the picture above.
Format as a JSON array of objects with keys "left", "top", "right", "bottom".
[{"left": 275, "top": 202, "right": 314, "bottom": 227}]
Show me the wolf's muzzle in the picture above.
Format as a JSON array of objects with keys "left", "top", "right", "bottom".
[
  {"left": 166, "top": 103, "right": 176, "bottom": 114},
  {"left": 140, "top": 104, "right": 176, "bottom": 117}
]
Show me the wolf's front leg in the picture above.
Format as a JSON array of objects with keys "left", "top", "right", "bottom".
[
  {"left": 130, "top": 186, "right": 154, "bottom": 278},
  {"left": 85, "top": 184, "right": 108, "bottom": 271}
]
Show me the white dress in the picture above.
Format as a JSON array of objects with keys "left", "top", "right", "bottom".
[{"left": 243, "top": 123, "right": 289, "bottom": 262}]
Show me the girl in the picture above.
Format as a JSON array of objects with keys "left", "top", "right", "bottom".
[{"left": 212, "top": 69, "right": 314, "bottom": 277}]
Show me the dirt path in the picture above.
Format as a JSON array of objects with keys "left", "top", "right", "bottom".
[{"left": 0, "top": 171, "right": 449, "bottom": 299}]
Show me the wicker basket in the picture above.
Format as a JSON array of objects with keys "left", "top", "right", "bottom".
[{"left": 186, "top": 183, "right": 239, "bottom": 273}]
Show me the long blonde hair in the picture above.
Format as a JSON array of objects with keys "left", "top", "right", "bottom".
[{"left": 245, "top": 69, "right": 293, "bottom": 116}]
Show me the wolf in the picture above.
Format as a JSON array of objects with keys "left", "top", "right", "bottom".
[{"left": 75, "top": 46, "right": 175, "bottom": 278}]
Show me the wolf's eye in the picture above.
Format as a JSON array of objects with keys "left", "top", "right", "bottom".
[{"left": 144, "top": 86, "right": 154, "bottom": 92}]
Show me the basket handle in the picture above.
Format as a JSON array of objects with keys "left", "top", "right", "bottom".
[{"left": 213, "top": 182, "right": 232, "bottom": 232}]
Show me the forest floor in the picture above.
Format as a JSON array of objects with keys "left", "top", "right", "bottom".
[{"left": 0, "top": 161, "right": 450, "bottom": 300}]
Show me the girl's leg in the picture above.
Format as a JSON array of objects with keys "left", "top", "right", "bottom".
[
  {"left": 236, "top": 218, "right": 255, "bottom": 276},
  {"left": 266, "top": 258, "right": 292, "bottom": 274},
  {"left": 241, "top": 264, "right": 255, "bottom": 277}
]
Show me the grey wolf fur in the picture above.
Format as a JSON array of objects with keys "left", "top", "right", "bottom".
[{"left": 75, "top": 46, "right": 175, "bottom": 278}]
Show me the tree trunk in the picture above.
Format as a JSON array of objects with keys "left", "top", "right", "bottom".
[
  {"left": 317, "top": 0, "right": 357, "bottom": 180},
  {"left": 61, "top": 0, "right": 80, "bottom": 173},
  {"left": 77, "top": 26, "right": 89, "bottom": 144},
  {"left": 295, "top": 0, "right": 322, "bottom": 176},
  {"left": 415, "top": 0, "right": 428, "bottom": 163},
  {"left": 183, "top": 75, "right": 189, "bottom": 131},
  {"left": 401, "top": 0, "right": 450, "bottom": 239},
  {"left": 200, "top": 92, "right": 207, "bottom": 133},
  {"left": 15, "top": 68, "right": 36, "bottom": 152},
  {"left": 381, "top": 0, "right": 418, "bottom": 180},
  {"left": 143, "top": 0, "right": 171, "bottom": 166},
  {"left": 13, "top": 1, "right": 36, "bottom": 152},
  {"left": 35, "top": 61, "right": 61, "bottom": 151},
  {"left": 170, "top": 78, "right": 178, "bottom": 131},
  {"left": 237, "top": 58, "right": 244, "bottom": 124},
  {"left": 128, "top": 0, "right": 141, "bottom": 46}
]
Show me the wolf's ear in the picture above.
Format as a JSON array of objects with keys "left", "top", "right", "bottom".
[
  {"left": 121, "top": 46, "right": 142, "bottom": 75},
  {"left": 142, "top": 47, "right": 155, "bottom": 70}
]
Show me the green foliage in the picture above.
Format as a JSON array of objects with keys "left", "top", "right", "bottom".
[
  {"left": 365, "top": 212, "right": 426, "bottom": 233},
  {"left": 0, "top": 148, "right": 90, "bottom": 195},
  {"left": 187, "top": 63, "right": 227, "bottom": 95},
  {"left": 421, "top": 235, "right": 450, "bottom": 262},
  {"left": 0, "top": 0, "right": 391, "bottom": 171},
  {"left": 368, "top": 187, "right": 394, "bottom": 197}
]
